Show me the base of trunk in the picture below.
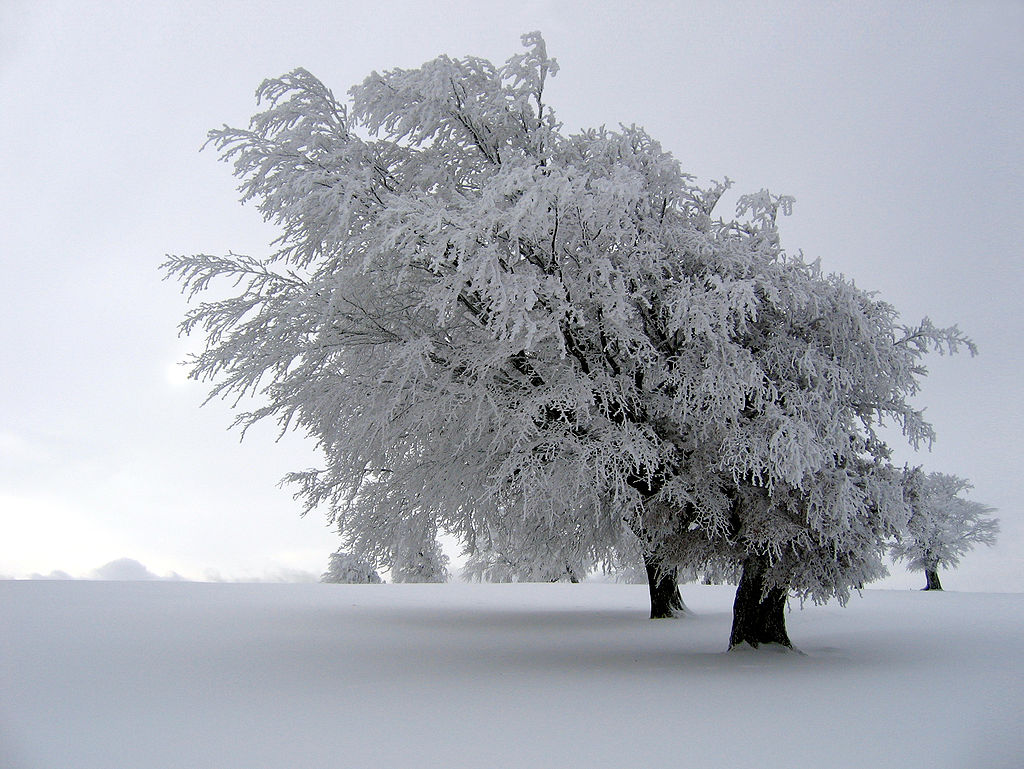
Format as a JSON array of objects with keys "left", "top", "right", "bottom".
[
  {"left": 644, "top": 556, "right": 688, "bottom": 619},
  {"left": 922, "top": 568, "right": 943, "bottom": 591},
  {"left": 729, "top": 554, "right": 792, "bottom": 649}
]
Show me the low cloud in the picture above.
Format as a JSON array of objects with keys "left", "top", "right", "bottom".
[
  {"left": 19, "top": 558, "right": 319, "bottom": 583},
  {"left": 27, "top": 569, "right": 75, "bottom": 580},
  {"left": 26, "top": 558, "right": 184, "bottom": 581},
  {"left": 89, "top": 558, "right": 185, "bottom": 581}
]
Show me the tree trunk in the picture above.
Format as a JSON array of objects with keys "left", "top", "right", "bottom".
[
  {"left": 729, "top": 553, "right": 792, "bottom": 649},
  {"left": 643, "top": 553, "right": 688, "bottom": 618},
  {"left": 923, "top": 568, "right": 943, "bottom": 591}
]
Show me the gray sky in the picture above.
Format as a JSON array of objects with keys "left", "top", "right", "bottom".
[{"left": 2, "top": 0, "right": 1021, "bottom": 588}]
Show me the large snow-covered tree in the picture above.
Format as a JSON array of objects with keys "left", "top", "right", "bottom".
[
  {"left": 164, "top": 33, "right": 973, "bottom": 647},
  {"left": 893, "top": 469, "right": 998, "bottom": 590}
]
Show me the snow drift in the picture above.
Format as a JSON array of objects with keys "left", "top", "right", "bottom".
[{"left": 1, "top": 581, "right": 1020, "bottom": 768}]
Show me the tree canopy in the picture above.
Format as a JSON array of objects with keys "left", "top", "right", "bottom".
[
  {"left": 893, "top": 469, "right": 998, "bottom": 590},
  {"left": 165, "top": 33, "right": 974, "bottom": 647},
  {"left": 321, "top": 549, "right": 382, "bottom": 584}
]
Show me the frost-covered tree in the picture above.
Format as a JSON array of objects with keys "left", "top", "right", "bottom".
[
  {"left": 387, "top": 517, "right": 450, "bottom": 583},
  {"left": 164, "top": 33, "right": 972, "bottom": 648},
  {"left": 893, "top": 469, "right": 998, "bottom": 590},
  {"left": 461, "top": 514, "right": 587, "bottom": 583},
  {"left": 321, "top": 549, "right": 382, "bottom": 584}
]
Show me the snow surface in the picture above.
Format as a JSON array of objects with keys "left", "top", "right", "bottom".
[{"left": 1, "top": 582, "right": 1021, "bottom": 769}]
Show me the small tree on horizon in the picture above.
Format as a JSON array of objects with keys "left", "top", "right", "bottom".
[
  {"left": 321, "top": 549, "right": 383, "bottom": 584},
  {"left": 387, "top": 517, "right": 451, "bottom": 583},
  {"left": 461, "top": 516, "right": 588, "bottom": 583},
  {"left": 893, "top": 469, "right": 998, "bottom": 591}
]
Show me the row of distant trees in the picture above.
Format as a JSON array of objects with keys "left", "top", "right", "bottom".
[
  {"left": 323, "top": 466, "right": 998, "bottom": 593},
  {"left": 166, "top": 34, "right": 995, "bottom": 649}
]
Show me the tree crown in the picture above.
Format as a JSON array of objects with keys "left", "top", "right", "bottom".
[{"left": 164, "top": 33, "right": 973, "bottom": 596}]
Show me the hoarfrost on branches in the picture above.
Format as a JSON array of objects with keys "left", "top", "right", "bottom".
[
  {"left": 321, "top": 550, "right": 382, "bottom": 584},
  {"left": 164, "top": 33, "right": 974, "bottom": 645},
  {"left": 892, "top": 469, "right": 998, "bottom": 590},
  {"left": 387, "top": 517, "right": 450, "bottom": 583}
]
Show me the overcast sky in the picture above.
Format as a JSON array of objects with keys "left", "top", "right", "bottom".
[{"left": 1, "top": 0, "right": 1021, "bottom": 588}]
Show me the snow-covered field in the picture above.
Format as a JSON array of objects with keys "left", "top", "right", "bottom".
[{"left": 2, "top": 582, "right": 1021, "bottom": 769}]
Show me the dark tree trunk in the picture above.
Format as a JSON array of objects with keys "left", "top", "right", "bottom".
[
  {"left": 923, "top": 568, "right": 943, "bottom": 591},
  {"left": 729, "top": 553, "right": 792, "bottom": 649},
  {"left": 643, "top": 553, "right": 688, "bottom": 618}
]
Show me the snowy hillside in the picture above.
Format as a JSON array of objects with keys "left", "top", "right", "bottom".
[{"left": 1, "top": 581, "right": 1021, "bottom": 768}]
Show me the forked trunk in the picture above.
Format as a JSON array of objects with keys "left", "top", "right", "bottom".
[
  {"left": 729, "top": 553, "right": 792, "bottom": 649},
  {"left": 923, "top": 568, "right": 943, "bottom": 591},
  {"left": 643, "top": 553, "right": 688, "bottom": 618}
]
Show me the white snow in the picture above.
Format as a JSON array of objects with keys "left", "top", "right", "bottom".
[{"left": 1, "top": 581, "right": 1021, "bottom": 768}]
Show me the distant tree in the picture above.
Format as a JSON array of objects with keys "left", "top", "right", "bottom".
[
  {"left": 321, "top": 549, "right": 382, "bottom": 584},
  {"left": 461, "top": 516, "right": 587, "bottom": 583},
  {"left": 893, "top": 469, "right": 998, "bottom": 590},
  {"left": 164, "top": 33, "right": 972, "bottom": 648},
  {"left": 387, "top": 517, "right": 450, "bottom": 583},
  {"left": 336, "top": 503, "right": 451, "bottom": 582}
]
